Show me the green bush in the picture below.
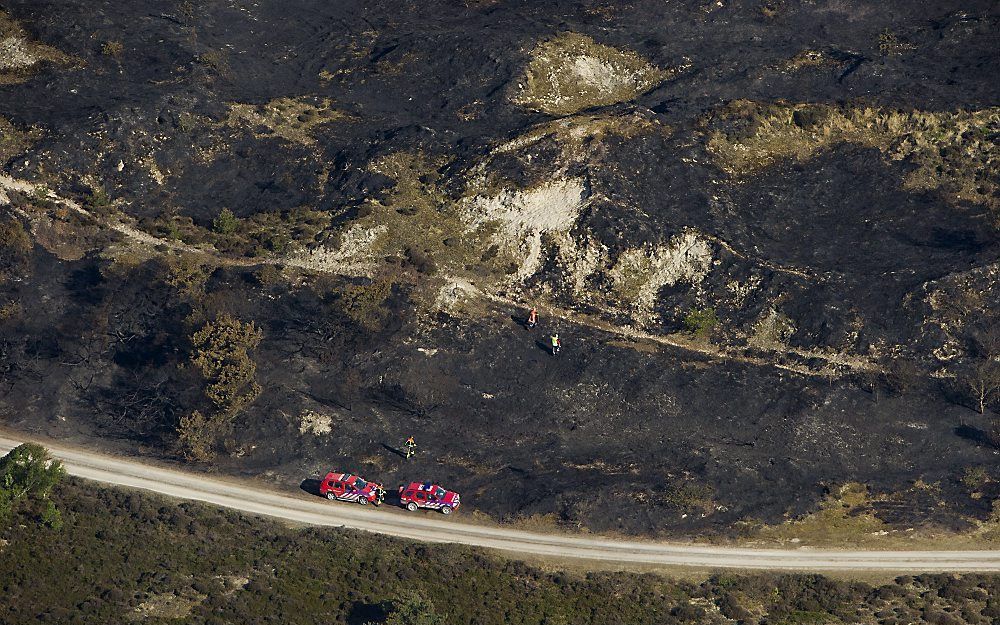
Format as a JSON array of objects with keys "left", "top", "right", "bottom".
[
  {"left": 683, "top": 307, "right": 718, "bottom": 339},
  {"left": 190, "top": 314, "right": 263, "bottom": 414},
  {"left": 0, "top": 443, "right": 65, "bottom": 526},
  {"left": 213, "top": 208, "right": 240, "bottom": 235}
]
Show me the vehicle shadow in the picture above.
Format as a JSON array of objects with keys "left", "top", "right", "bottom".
[
  {"left": 299, "top": 478, "right": 322, "bottom": 497},
  {"left": 535, "top": 339, "right": 552, "bottom": 355}
]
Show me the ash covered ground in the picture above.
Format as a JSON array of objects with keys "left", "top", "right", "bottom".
[{"left": 1, "top": 0, "right": 999, "bottom": 539}]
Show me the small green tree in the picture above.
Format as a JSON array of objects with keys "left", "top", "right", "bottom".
[
  {"left": 683, "top": 307, "right": 718, "bottom": 339},
  {"left": 368, "top": 591, "right": 445, "bottom": 625},
  {"left": 0, "top": 443, "right": 66, "bottom": 527},
  {"left": 213, "top": 208, "right": 239, "bottom": 235}
]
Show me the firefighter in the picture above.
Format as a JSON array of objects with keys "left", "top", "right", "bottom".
[
  {"left": 403, "top": 436, "right": 417, "bottom": 459},
  {"left": 526, "top": 306, "right": 538, "bottom": 329},
  {"left": 550, "top": 333, "right": 561, "bottom": 355}
]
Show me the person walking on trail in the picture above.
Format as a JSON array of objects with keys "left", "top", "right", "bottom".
[
  {"left": 403, "top": 436, "right": 417, "bottom": 459},
  {"left": 550, "top": 333, "right": 561, "bottom": 356},
  {"left": 526, "top": 306, "right": 538, "bottom": 329}
]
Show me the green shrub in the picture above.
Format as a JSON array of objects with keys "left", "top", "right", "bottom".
[
  {"left": 213, "top": 208, "right": 239, "bottom": 235},
  {"left": 338, "top": 278, "right": 394, "bottom": 331},
  {"left": 85, "top": 185, "right": 113, "bottom": 214},
  {"left": 0, "top": 443, "right": 66, "bottom": 526},
  {"left": 177, "top": 411, "right": 215, "bottom": 461},
  {"left": 372, "top": 591, "right": 445, "bottom": 625},
  {"left": 0, "top": 217, "right": 32, "bottom": 260},
  {"left": 683, "top": 307, "right": 718, "bottom": 339},
  {"left": 190, "top": 314, "right": 263, "bottom": 414}
]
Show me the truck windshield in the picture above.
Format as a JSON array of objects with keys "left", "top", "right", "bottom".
[
  {"left": 354, "top": 478, "right": 368, "bottom": 490},
  {"left": 434, "top": 487, "right": 446, "bottom": 499}
]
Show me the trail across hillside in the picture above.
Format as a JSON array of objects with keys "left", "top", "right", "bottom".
[
  {"left": 2, "top": 435, "right": 997, "bottom": 572},
  {"left": 0, "top": 173, "right": 877, "bottom": 378}
]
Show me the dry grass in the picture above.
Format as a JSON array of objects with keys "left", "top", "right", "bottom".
[
  {"left": 707, "top": 101, "right": 1000, "bottom": 211},
  {"left": 752, "top": 482, "right": 1000, "bottom": 549},
  {"left": 336, "top": 151, "right": 502, "bottom": 286},
  {"left": 226, "top": 97, "right": 351, "bottom": 145},
  {"left": 754, "top": 483, "right": 890, "bottom": 547},
  {"left": 511, "top": 32, "right": 671, "bottom": 116},
  {"left": 780, "top": 49, "right": 840, "bottom": 72}
]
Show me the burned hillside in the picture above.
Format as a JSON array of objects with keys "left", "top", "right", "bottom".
[{"left": 1, "top": 0, "right": 999, "bottom": 540}]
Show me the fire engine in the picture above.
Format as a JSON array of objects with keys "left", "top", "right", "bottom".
[
  {"left": 398, "top": 481, "right": 460, "bottom": 514},
  {"left": 319, "top": 472, "right": 385, "bottom": 506}
]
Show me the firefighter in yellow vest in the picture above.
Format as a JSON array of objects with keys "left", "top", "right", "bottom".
[
  {"left": 403, "top": 436, "right": 417, "bottom": 459},
  {"left": 550, "top": 333, "right": 561, "bottom": 355}
]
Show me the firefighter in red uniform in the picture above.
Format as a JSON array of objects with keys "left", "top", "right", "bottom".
[{"left": 526, "top": 306, "right": 538, "bottom": 328}]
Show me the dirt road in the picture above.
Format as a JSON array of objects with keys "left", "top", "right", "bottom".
[{"left": 2, "top": 435, "right": 998, "bottom": 571}]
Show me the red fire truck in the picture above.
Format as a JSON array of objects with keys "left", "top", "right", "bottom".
[
  {"left": 398, "top": 481, "right": 460, "bottom": 514},
  {"left": 319, "top": 472, "right": 385, "bottom": 506}
]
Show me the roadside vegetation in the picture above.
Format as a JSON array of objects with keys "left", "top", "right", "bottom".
[
  {"left": 0, "top": 443, "right": 65, "bottom": 529},
  {"left": 1, "top": 476, "right": 999, "bottom": 625},
  {"left": 178, "top": 313, "right": 263, "bottom": 461}
]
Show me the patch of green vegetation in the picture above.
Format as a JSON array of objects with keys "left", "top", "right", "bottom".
[
  {"left": 190, "top": 313, "right": 263, "bottom": 414},
  {"left": 226, "top": 96, "right": 350, "bottom": 145},
  {"left": 683, "top": 307, "right": 718, "bottom": 339},
  {"left": 164, "top": 253, "right": 214, "bottom": 302},
  {"left": 663, "top": 482, "right": 716, "bottom": 514},
  {"left": 0, "top": 443, "right": 65, "bottom": 529},
  {"left": 511, "top": 32, "right": 670, "bottom": 116},
  {"left": 337, "top": 277, "right": 394, "bottom": 331},
  {"left": 83, "top": 184, "right": 113, "bottom": 215},
  {"left": 350, "top": 151, "right": 495, "bottom": 282},
  {"left": 961, "top": 466, "right": 990, "bottom": 491},
  {"left": 774, "top": 610, "right": 841, "bottom": 625},
  {"left": 0, "top": 215, "right": 32, "bottom": 283},
  {"left": 0, "top": 299, "right": 22, "bottom": 320},
  {"left": 179, "top": 314, "right": 263, "bottom": 460},
  {"left": 197, "top": 48, "right": 230, "bottom": 75},
  {"left": 212, "top": 207, "right": 239, "bottom": 235},
  {"left": 3, "top": 479, "right": 998, "bottom": 624},
  {"left": 781, "top": 50, "right": 839, "bottom": 72},
  {"left": 149, "top": 206, "right": 329, "bottom": 257},
  {"left": 756, "top": 483, "right": 889, "bottom": 546},
  {"left": 706, "top": 101, "right": 1000, "bottom": 212}
]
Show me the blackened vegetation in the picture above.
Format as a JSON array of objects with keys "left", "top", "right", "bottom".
[
  {"left": 0, "top": 481, "right": 998, "bottom": 625},
  {"left": 0, "top": 0, "right": 998, "bottom": 539}
]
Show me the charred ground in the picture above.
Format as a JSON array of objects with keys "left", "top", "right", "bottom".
[{"left": 0, "top": 0, "right": 999, "bottom": 540}]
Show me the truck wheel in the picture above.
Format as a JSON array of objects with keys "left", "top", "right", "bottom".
[
  {"left": 406, "top": 502, "right": 418, "bottom": 512},
  {"left": 441, "top": 506, "right": 452, "bottom": 515},
  {"left": 326, "top": 492, "right": 337, "bottom": 500},
  {"left": 358, "top": 497, "right": 369, "bottom": 505}
]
